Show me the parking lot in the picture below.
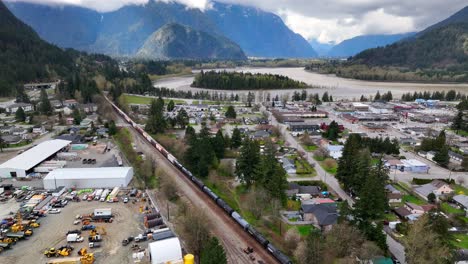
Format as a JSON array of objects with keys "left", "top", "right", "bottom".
[{"left": 0, "top": 197, "right": 150, "bottom": 264}]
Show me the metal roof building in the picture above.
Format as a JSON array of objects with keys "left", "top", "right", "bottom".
[
  {"left": 43, "top": 167, "right": 134, "bottom": 189},
  {"left": 0, "top": 139, "right": 71, "bottom": 178}
]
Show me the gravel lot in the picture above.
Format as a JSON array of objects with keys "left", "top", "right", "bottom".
[{"left": 0, "top": 199, "right": 149, "bottom": 264}]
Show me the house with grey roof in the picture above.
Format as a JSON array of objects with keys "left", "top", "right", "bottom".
[
  {"left": 281, "top": 157, "right": 296, "bottom": 174},
  {"left": 414, "top": 180, "right": 454, "bottom": 200},
  {"left": 453, "top": 195, "right": 468, "bottom": 210},
  {"left": 300, "top": 203, "right": 338, "bottom": 231},
  {"left": 449, "top": 151, "right": 464, "bottom": 164}
]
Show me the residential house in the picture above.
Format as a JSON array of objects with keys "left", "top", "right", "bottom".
[
  {"left": 96, "top": 128, "right": 108, "bottom": 137},
  {"left": 11, "top": 127, "right": 28, "bottom": 138},
  {"left": 251, "top": 130, "right": 270, "bottom": 140},
  {"left": 286, "top": 183, "right": 300, "bottom": 197},
  {"left": 394, "top": 202, "right": 436, "bottom": 220},
  {"left": 449, "top": 151, "right": 464, "bottom": 164},
  {"left": 2, "top": 135, "right": 22, "bottom": 145},
  {"left": 300, "top": 203, "right": 338, "bottom": 231},
  {"left": 0, "top": 125, "right": 15, "bottom": 134},
  {"left": 63, "top": 99, "right": 78, "bottom": 108},
  {"left": 66, "top": 118, "right": 75, "bottom": 125},
  {"left": 69, "top": 127, "right": 80, "bottom": 134},
  {"left": 80, "top": 103, "right": 98, "bottom": 114},
  {"left": 32, "top": 126, "right": 46, "bottom": 134},
  {"left": 50, "top": 100, "right": 63, "bottom": 108},
  {"left": 387, "top": 193, "right": 403, "bottom": 204},
  {"left": 414, "top": 180, "right": 454, "bottom": 200},
  {"left": 5, "top": 103, "right": 33, "bottom": 114},
  {"left": 79, "top": 118, "right": 93, "bottom": 128},
  {"left": 298, "top": 186, "right": 321, "bottom": 197},
  {"left": 288, "top": 123, "right": 320, "bottom": 133},
  {"left": 453, "top": 195, "right": 468, "bottom": 210},
  {"left": 62, "top": 107, "right": 73, "bottom": 116},
  {"left": 399, "top": 137, "right": 418, "bottom": 146},
  {"left": 281, "top": 157, "right": 296, "bottom": 174},
  {"left": 385, "top": 184, "right": 401, "bottom": 194},
  {"left": 55, "top": 134, "right": 83, "bottom": 144},
  {"left": 327, "top": 145, "right": 344, "bottom": 160}
]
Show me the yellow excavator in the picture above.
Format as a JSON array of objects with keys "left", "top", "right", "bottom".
[
  {"left": 89, "top": 226, "right": 106, "bottom": 237},
  {"left": 29, "top": 219, "right": 40, "bottom": 228},
  {"left": 45, "top": 253, "right": 94, "bottom": 264},
  {"left": 0, "top": 237, "right": 17, "bottom": 245},
  {"left": 44, "top": 247, "right": 59, "bottom": 258},
  {"left": 10, "top": 213, "right": 33, "bottom": 236}
]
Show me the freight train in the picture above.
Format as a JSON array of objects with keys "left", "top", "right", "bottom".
[{"left": 108, "top": 97, "right": 292, "bottom": 264}]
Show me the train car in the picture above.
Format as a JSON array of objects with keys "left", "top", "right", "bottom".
[
  {"left": 167, "top": 154, "right": 177, "bottom": 164},
  {"left": 180, "top": 167, "right": 192, "bottom": 179},
  {"left": 216, "top": 199, "right": 234, "bottom": 215},
  {"left": 247, "top": 226, "right": 269, "bottom": 247},
  {"left": 173, "top": 160, "right": 183, "bottom": 169},
  {"left": 267, "top": 244, "right": 293, "bottom": 264},
  {"left": 192, "top": 177, "right": 205, "bottom": 189},
  {"left": 231, "top": 211, "right": 250, "bottom": 230},
  {"left": 203, "top": 186, "right": 219, "bottom": 201}
]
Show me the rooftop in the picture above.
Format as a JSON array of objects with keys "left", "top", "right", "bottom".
[
  {"left": 401, "top": 159, "right": 427, "bottom": 167},
  {"left": 0, "top": 139, "right": 71, "bottom": 171},
  {"left": 44, "top": 167, "right": 133, "bottom": 180},
  {"left": 148, "top": 237, "right": 183, "bottom": 264}
]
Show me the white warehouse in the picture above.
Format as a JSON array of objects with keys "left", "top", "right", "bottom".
[
  {"left": 43, "top": 167, "right": 134, "bottom": 190},
  {"left": 0, "top": 139, "right": 71, "bottom": 178}
]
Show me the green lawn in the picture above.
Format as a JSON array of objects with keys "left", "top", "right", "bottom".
[
  {"left": 452, "top": 184, "right": 468, "bottom": 195},
  {"left": 295, "top": 158, "right": 317, "bottom": 176},
  {"left": 319, "top": 160, "right": 337, "bottom": 175},
  {"left": 385, "top": 213, "right": 398, "bottom": 221},
  {"left": 303, "top": 145, "right": 318, "bottom": 152},
  {"left": 402, "top": 194, "right": 425, "bottom": 205},
  {"left": 122, "top": 94, "right": 186, "bottom": 105},
  {"left": 453, "top": 234, "right": 468, "bottom": 248},
  {"left": 441, "top": 202, "right": 465, "bottom": 214},
  {"left": 296, "top": 225, "right": 314, "bottom": 236}
]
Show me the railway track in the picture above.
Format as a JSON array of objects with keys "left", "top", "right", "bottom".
[{"left": 109, "top": 106, "right": 279, "bottom": 264}]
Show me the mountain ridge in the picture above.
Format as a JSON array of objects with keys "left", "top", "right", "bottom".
[
  {"left": 136, "top": 23, "right": 247, "bottom": 60},
  {"left": 5, "top": 0, "right": 317, "bottom": 58}
]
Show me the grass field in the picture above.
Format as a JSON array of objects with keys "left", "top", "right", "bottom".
[
  {"left": 402, "top": 194, "right": 425, "bottom": 205},
  {"left": 453, "top": 234, "right": 468, "bottom": 248},
  {"left": 296, "top": 225, "right": 314, "bottom": 236},
  {"left": 122, "top": 94, "right": 186, "bottom": 105},
  {"left": 452, "top": 184, "right": 468, "bottom": 195},
  {"left": 441, "top": 203, "right": 465, "bottom": 214}
]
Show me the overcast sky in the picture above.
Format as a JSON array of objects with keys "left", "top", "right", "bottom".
[{"left": 6, "top": 0, "right": 468, "bottom": 43}]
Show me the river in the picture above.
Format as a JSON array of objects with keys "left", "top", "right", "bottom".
[{"left": 154, "top": 67, "right": 468, "bottom": 100}]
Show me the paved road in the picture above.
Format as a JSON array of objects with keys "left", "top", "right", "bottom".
[{"left": 267, "top": 107, "right": 407, "bottom": 263}]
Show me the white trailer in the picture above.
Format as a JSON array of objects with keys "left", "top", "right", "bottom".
[
  {"left": 94, "top": 189, "right": 103, "bottom": 201},
  {"left": 107, "top": 187, "right": 119, "bottom": 202},
  {"left": 100, "top": 189, "right": 110, "bottom": 202}
]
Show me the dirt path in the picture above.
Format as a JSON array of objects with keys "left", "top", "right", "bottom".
[{"left": 117, "top": 113, "right": 278, "bottom": 264}]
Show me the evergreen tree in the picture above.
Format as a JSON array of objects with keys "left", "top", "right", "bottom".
[
  {"left": 462, "top": 156, "right": 468, "bottom": 171},
  {"left": 433, "top": 145, "right": 450, "bottom": 167},
  {"left": 146, "top": 97, "right": 166, "bottom": 134},
  {"left": 322, "top": 92, "right": 329, "bottom": 102},
  {"left": 72, "top": 108, "right": 82, "bottom": 125},
  {"left": 108, "top": 120, "right": 117, "bottom": 135},
  {"left": 185, "top": 126, "right": 196, "bottom": 142},
  {"left": 200, "top": 237, "right": 227, "bottom": 264},
  {"left": 336, "top": 134, "right": 362, "bottom": 191},
  {"left": 176, "top": 109, "right": 189, "bottom": 128},
  {"left": 15, "top": 107, "right": 26, "bottom": 122},
  {"left": 15, "top": 85, "right": 30, "bottom": 103},
  {"left": 329, "top": 95, "right": 333, "bottom": 102},
  {"left": 236, "top": 138, "right": 260, "bottom": 187},
  {"left": 0, "top": 135, "right": 4, "bottom": 152},
  {"left": 39, "top": 88, "right": 52, "bottom": 115},
  {"left": 374, "top": 91, "right": 381, "bottom": 101},
  {"left": 212, "top": 130, "right": 226, "bottom": 160},
  {"left": 324, "top": 120, "right": 340, "bottom": 141},
  {"left": 434, "top": 130, "right": 446, "bottom": 150},
  {"left": 225, "top": 105, "right": 237, "bottom": 119},
  {"left": 167, "top": 100, "right": 175, "bottom": 112},
  {"left": 231, "top": 127, "right": 242, "bottom": 149},
  {"left": 305, "top": 231, "right": 324, "bottom": 263},
  {"left": 451, "top": 110, "right": 464, "bottom": 133}
]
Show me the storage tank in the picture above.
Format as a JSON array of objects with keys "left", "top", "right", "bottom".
[
  {"left": 145, "top": 218, "right": 163, "bottom": 228},
  {"left": 144, "top": 212, "right": 160, "bottom": 221},
  {"left": 184, "top": 254, "right": 194, "bottom": 264}
]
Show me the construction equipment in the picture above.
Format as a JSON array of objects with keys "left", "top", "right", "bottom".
[
  {"left": 0, "top": 237, "right": 17, "bottom": 245},
  {"left": 44, "top": 247, "right": 59, "bottom": 258},
  {"left": 88, "top": 235, "right": 102, "bottom": 242},
  {"left": 10, "top": 212, "right": 25, "bottom": 232},
  {"left": 88, "top": 242, "right": 101, "bottom": 248},
  {"left": 45, "top": 253, "right": 94, "bottom": 264},
  {"left": 57, "top": 245, "right": 73, "bottom": 256},
  {"left": 78, "top": 247, "right": 88, "bottom": 256},
  {"left": 29, "top": 220, "right": 40, "bottom": 228},
  {"left": 89, "top": 226, "right": 106, "bottom": 237},
  {"left": 24, "top": 228, "right": 33, "bottom": 236}
]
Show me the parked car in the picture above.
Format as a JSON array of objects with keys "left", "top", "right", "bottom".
[{"left": 49, "top": 208, "right": 61, "bottom": 214}]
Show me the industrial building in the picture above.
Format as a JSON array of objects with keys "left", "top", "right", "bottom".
[
  {"left": 148, "top": 237, "right": 184, "bottom": 264},
  {"left": 43, "top": 167, "right": 134, "bottom": 189},
  {"left": 0, "top": 139, "right": 71, "bottom": 178}
]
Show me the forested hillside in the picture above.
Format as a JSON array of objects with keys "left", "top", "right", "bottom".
[{"left": 0, "top": 0, "right": 75, "bottom": 96}]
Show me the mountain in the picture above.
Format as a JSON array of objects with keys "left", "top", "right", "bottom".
[
  {"left": 350, "top": 6, "right": 468, "bottom": 69},
  {"left": 327, "top": 33, "right": 415, "bottom": 58},
  {"left": 205, "top": 2, "right": 317, "bottom": 58},
  {"left": 136, "top": 23, "right": 246, "bottom": 60},
  {"left": 308, "top": 39, "right": 335, "bottom": 57},
  {"left": 0, "top": 0, "right": 75, "bottom": 96},
  {"left": 5, "top": 0, "right": 317, "bottom": 58}
]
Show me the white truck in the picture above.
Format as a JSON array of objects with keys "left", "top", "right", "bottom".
[
  {"left": 94, "top": 189, "right": 103, "bottom": 201},
  {"left": 66, "top": 233, "right": 84, "bottom": 243},
  {"left": 107, "top": 187, "right": 120, "bottom": 203},
  {"left": 100, "top": 189, "right": 110, "bottom": 202}
]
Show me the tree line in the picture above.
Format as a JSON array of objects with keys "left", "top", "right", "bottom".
[
  {"left": 452, "top": 99, "right": 468, "bottom": 135},
  {"left": 419, "top": 130, "right": 451, "bottom": 168},
  {"left": 191, "top": 70, "right": 309, "bottom": 90},
  {"left": 401, "top": 90, "right": 466, "bottom": 101}
]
